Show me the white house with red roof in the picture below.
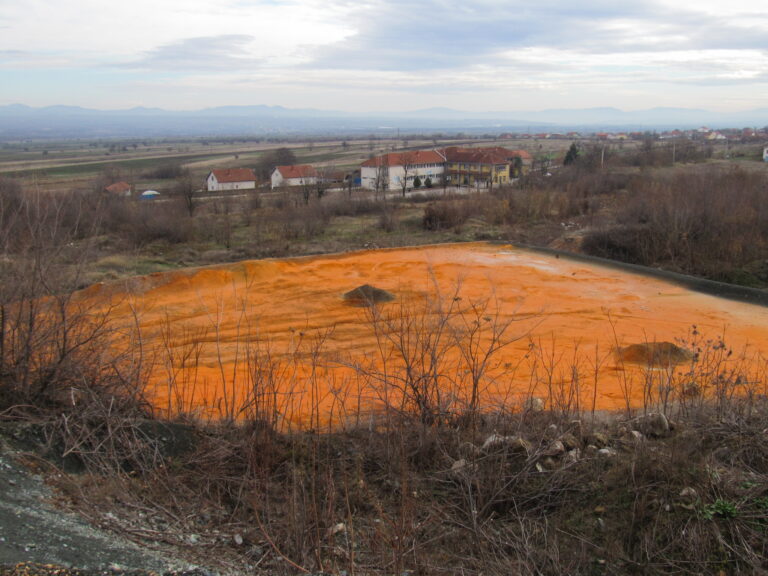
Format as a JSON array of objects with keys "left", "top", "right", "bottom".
[
  {"left": 360, "top": 150, "right": 446, "bottom": 192},
  {"left": 206, "top": 168, "right": 257, "bottom": 192},
  {"left": 271, "top": 164, "right": 319, "bottom": 189}
]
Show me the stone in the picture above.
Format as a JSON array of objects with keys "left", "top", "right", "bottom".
[
  {"left": 587, "top": 432, "right": 610, "bottom": 448},
  {"left": 597, "top": 448, "right": 617, "bottom": 459},
  {"left": 327, "top": 523, "right": 346, "bottom": 536},
  {"left": 234, "top": 533, "right": 244, "bottom": 546},
  {"left": 584, "top": 444, "right": 599, "bottom": 457},
  {"left": 564, "top": 449, "right": 581, "bottom": 464},
  {"left": 543, "top": 440, "right": 566, "bottom": 457},
  {"left": 679, "top": 487, "right": 698, "bottom": 501},
  {"left": 450, "top": 459, "right": 469, "bottom": 475},
  {"left": 560, "top": 433, "right": 580, "bottom": 451},
  {"left": 481, "top": 434, "right": 531, "bottom": 455},
  {"left": 458, "top": 442, "right": 480, "bottom": 458},
  {"left": 629, "top": 413, "right": 670, "bottom": 438},
  {"left": 620, "top": 430, "right": 645, "bottom": 448},
  {"left": 525, "top": 397, "right": 545, "bottom": 412}
]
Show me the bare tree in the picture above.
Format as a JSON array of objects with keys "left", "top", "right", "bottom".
[
  {"left": 397, "top": 152, "right": 416, "bottom": 198},
  {"left": 173, "top": 171, "right": 198, "bottom": 217}
]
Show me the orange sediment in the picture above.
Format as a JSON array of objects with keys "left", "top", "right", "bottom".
[{"left": 81, "top": 243, "right": 768, "bottom": 428}]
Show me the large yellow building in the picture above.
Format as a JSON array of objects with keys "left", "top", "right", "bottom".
[{"left": 442, "top": 147, "right": 532, "bottom": 188}]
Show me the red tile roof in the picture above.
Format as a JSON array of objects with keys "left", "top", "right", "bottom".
[
  {"left": 361, "top": 150, "right": 445, "bottom": 168},
  {"left": 508, "top": 149, "right": 533, "bottom": 161},
  {"left": 443, "top": 146, "right": 531, "bottom": 164},
  {"left": 104, "top": 181, "right": 131, "bottom": 194},
  {"left": 275, "top": 164, "right": 318, "bottom": 179},
  {"left": 210, "top": 168, "right": 257, "bottom": 183}
]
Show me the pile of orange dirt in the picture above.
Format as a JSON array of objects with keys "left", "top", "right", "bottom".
[
  {"left": 616, "top": 342, "right": 693, "bottom": 367},
  {"left": 342, "top": 284, "right": 395, "bottom": 306},
  {"left": 76, "top": 243, "right": 768, "bottom": 428}
]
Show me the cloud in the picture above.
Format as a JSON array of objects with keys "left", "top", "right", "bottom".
[
  {"left": 307, "top": 0, "right": 768, "bottom": 72},
  {"left": 126, "top": 35, "right": 263, "bottom": 71},
  {"left": 2, "top": 0, "right": 768, "bottom": 112}
]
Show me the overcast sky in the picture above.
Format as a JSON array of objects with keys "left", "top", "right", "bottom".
[{"left": 1, "top": 0, "right": 767, "bottom": 113}]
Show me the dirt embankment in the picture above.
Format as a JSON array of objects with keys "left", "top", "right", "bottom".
[{"left": 0, "top": 426, "right": 211, "bottom": 575}]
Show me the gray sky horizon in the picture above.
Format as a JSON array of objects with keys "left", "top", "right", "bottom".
[{"left": 1, "top": 0, "right": 767, "bottom": 113}]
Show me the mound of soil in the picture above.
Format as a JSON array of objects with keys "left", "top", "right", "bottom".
[
  {"left": 616, "top": 342, "right": 693, "bottom": 367},
  {"left": 342, "top": 284, "right": 395, "bottom": 306}
]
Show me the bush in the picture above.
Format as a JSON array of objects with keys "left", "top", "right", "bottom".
[{"left": 422, "top": 200, "right": 470, "bottom": 230}]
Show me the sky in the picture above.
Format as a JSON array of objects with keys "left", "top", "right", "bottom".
[{"left": 1, "top": 0, "right": 767, "bottom": 113}]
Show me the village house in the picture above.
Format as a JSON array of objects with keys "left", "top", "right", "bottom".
[
  {"left": 360, "top": 150, "right": 447, "bottom": 192},
  {"left": 206, "top": 168, "right": 257, "bottom": 192},
  {"left": 442, "top": 147, "right": 532, "bottom": 188},
  {"left": 104, "top": 181, "right": 132, "bottom": 196},
  {"left": 271, "top": 164, "right": 318, "bottom": 189},
  {"left": 360, "top": 147, "right": 534, "bottom": 191}
]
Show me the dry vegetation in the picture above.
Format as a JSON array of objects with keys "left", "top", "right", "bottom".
[{"left": 1, "top": 137, "right": 768, "bottom": 574}]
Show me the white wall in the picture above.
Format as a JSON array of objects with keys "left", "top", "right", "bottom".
[
  {"left": 271, "top": 170, "right": 318, "bottom": 189},
  {"left": 207, "top": 173, "right": 256, "bottom": 192},
  {"left": 361, "top": 163, "right": 444, "bottom": 191}
]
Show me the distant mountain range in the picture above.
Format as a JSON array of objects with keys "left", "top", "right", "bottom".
[{"left": 1, "top": 103, "right": 766, "bottom": 140}]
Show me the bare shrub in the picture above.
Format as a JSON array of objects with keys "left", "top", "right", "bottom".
[
  {"left": 422, "top": 199, "right": 473, "bottom": 230},
  {"left": 582, "top": 167, "right": 768, "bottom": 284}
]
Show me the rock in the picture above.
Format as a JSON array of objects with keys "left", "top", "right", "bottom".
[
  {"left": 584, "top": 444, "right": 599, "bottom": 457},
  {"left": 481, "top": 434, "right": 531, "bottom": 455},
  {"left": 587, "top": 432, "right": 610, "bottom": 448},
  {"left": 458, "top": 442, "right": 480, "bottom": 458},
  {"left": 545, "top": 424, "right": 559, "bottom": 438},
  {"left": 569, "top": 419, "right": 583, "bottom": 437},
  {"left": 564, "top": 449, "right": 581, "bottom": 464},
  {"left": 327, "top": 523, "right": 346, "bottom": 537},
  {"left": 450, "top": 459, "right": 469, "bottom": 475},
  {"left": 560, "top": 433, "right": 580, "bottom": 451},
  {"left": 543, "top": 440, "right": 566, "bottom": 457},
  {"left": 678, "top": 487, "right": 698, "bottom": 507},
  {"left": 620, "top": 430, "right": 645, "bottom": 448},
  {"left": 233, "top": 533, "right": 244, "bottom": 546},
  {"left": 525, "top": 397, "right": 545, "bottom": 412},
  {"left": 629, "top": 413, "right": 670, "bottom": 438},
  {"left": 597, "top": 448, "right": 617, "bottom": 459}
]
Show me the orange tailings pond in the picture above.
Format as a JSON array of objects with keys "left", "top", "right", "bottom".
[{"left": 84, "top": 243, "right": 768, "bottom": 428}]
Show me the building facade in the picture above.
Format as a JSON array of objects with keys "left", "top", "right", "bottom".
[
  {"left": 207, "top": 168, "right": 257, "bottom": 192},
  {"left": 360, "top": 150, "right": 446, "bottom": 192},
  {"left": 271, "top": 165, "right": 319, "bottom": 189}
]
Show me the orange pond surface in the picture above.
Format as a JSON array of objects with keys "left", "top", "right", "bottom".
[{"left": 83, "top": 242, "right": 768, "bottom": 428}]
